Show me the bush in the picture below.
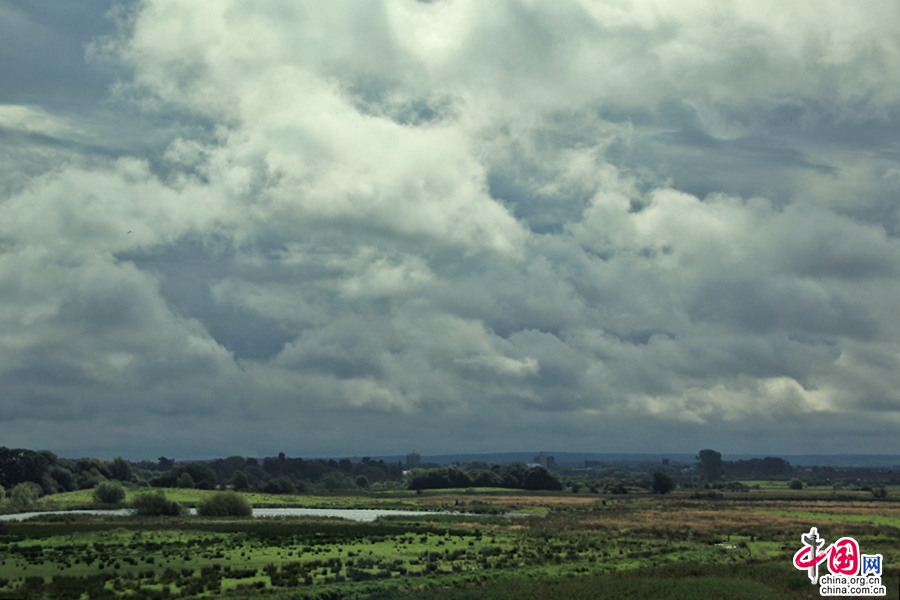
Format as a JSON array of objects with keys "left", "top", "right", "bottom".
[
  {"left": 10, "top": 482, "right": 42, "bottom": 509},
  {"left": 196, "top": 492, "right": 252, "bottom": 517},
  {"left": 132, "top": 490, "right": 184, "bottom": 516},
  {"left": 93, "top": 481, "right": 126, "bottom": 504},
  {"left": 789, "top": 478, "right": 804, "bottom": 490}
]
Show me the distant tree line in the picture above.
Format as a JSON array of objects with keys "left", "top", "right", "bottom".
[
  {"left": 0, "top": 447, "right": 134, "bottom": 495},
  {"left": 0, "top": 447, "right": 406, "bottom": 499},
  {"left": 407, "top": 464, "right": 564, "bottom": 491},
  {"left": 694, "top": 450, "right": 794, "bottom": 482},
  {"left": 1, "top": 446, "right": 896, "bottom": 506}
]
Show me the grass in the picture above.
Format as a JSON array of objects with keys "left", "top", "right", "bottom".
[
  {"left": 1, "top": 488, "right": 896, "bottom": 599},
  {"left": 34, "top": 488, "right": 432, "bottom": 511}
]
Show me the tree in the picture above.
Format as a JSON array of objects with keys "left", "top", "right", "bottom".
[
  {"left": 354, "top": 475, "right": 369, "bottom": 489},
  {"left": 263, "top": 476, "right": 296, "bottom": 495},
  {"left": 789, "top": 478, "right": 804, "bottom": 490},
  {"left": 232, "top": 470, "right": 249, "bottom": 491},
  {"left": 132, "top": 490, "right": 184, "bottom": 516},
  {"left": 108, "top": 457, "right": 133, "bottom": 482},
  {"left": 176, "top": 473, "right": 195, "bottom": 489},
  {"left": 651, "top": 471, "right": 675, "bottom": 494},
  {"left": 319, "top": 472, "right": 354, "bottom": 492},
  {"left": 49, "top": 466, "right": 76, "bottom": 492},
  {"left": 696, "top": 449, "right": 725, "bottom": 482},
  {"left": 196, "top": 492, "right": 252, "bottom": 517},
  {"left": 523, "top": 466, "right": 564, "bottom": 491},
  {"left": 93, "top": 481, "right": 126, "bottom": 504}
]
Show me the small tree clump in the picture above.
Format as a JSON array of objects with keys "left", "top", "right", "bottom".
[
  {"left": 196, "top": 492, "right": 252, "bottom": 517},
  {"left": 93, "top": 481, "right": 126, "bottom": 504},
  {"left": 651, "top": 471, "right": 675, "bottom": 494},
  {"left": 132, "top": 490, "right": 184, "bottom": 516},
  {"left": 789, "top": 478, "right": 804, "bottom": 490}
]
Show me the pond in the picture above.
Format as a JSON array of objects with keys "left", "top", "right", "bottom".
[{"left": 0, "top": 507, "right": 459, "bottom": 523}]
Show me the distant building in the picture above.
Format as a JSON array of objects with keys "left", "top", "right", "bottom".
[
  {"left": 533, "top": 452, "right": 556, "bottom": 469},
  {"left": 406, "top": 451, "right": 421, "bottom": 467}
]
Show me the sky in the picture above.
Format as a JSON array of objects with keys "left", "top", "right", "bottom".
[{"left": 1, "top": 0, "right": 899, "bottom": 460}]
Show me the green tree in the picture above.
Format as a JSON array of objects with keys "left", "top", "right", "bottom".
[
  {"left": 263, "top": 476, "right": 296, "bottom": 494},
  {"left": 651, "top": 471, "right": 675, "bottom": 494},
  {"left": 176, "top": 473, "right": 195, "bottom": 489},
  {"left": 696, "top": 449, "right": 725, "bottom": 482},
  {"left": 354, "top": 475, "right": 369, "bottom": 489},
  {"left": 93, "top": 481, "right": 126, "bottom": 504},
  {"left": 196, "top": 492, "right": 252, "bottom": 517},
  {"left": 789, "top": 478, "right": 804, "bottom": 490},
  {"left": 319, "top": 472, "right": 354, "bottom": 492},
  {"left": 132, "top": 490, "right": 184, "bottom": 516},
  {"left": 108, "top": 457, "right": 133, "bottom": 482},
  {"left": 49, "top": 466, "right": 76, "bottom": 492},
  {"left": 232, "top": 470, "right": 249, "bottom": 491},
  {"left": 523, "top": 466, "right": 564, "bottom": 491}
]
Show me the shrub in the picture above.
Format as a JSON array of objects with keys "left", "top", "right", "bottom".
[
  {"left": 93, "top": 482, "right": 126, "bottom": 504},
  {"left": 789, "top": 479, "right": 804, "bottom": 490},
  {"left": 196, "top": 492, "right": 252, "bottom": 517},
  {"left": 132, "top": 490, "right": 184, "bottom": 516},
  {"left": 10, "top": 482, "right": 42, "bottom": 509}
]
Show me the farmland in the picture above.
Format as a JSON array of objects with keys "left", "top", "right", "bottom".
[{"left": 0, "top": 488, "right": 897, "bottom": 599}]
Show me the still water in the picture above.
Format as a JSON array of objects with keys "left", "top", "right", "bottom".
[{"left": 0, "top": 507, "right": 453, "bottom": 523}]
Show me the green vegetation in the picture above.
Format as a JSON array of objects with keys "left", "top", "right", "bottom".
[
  {"left": 93, "top": 482, "right": 126, "bottom": 504},
  {"left": 132, "top": 490, "right": 185, "bottom": 517},
  {"left": 1, "top": 446, "right": 898, "bottom": 598},
  {"left": 196, "top": 492, "right": 253, "bottom": 517},
  {"left": 651, "top": 471, "right": 675, "bottom": 494},
  {"left": 0, "top": 489, "right": 896, "bottom": 599}
]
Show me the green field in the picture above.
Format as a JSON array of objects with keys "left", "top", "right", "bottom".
[{"left": 0, "top": 489, "right": 897, "bottom": 599}]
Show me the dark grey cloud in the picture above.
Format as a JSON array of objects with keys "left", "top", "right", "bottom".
[{"left": 1, "top": 0, "right": 899, "bottom": 459}]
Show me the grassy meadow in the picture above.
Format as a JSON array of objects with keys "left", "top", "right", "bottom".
[{"left": 0, "top": 487, "right": 896, "bottom": 599}]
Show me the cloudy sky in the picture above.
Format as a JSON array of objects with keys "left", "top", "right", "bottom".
[{"left": 2, "top": 0, "right": 899, "bottom": 460}]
